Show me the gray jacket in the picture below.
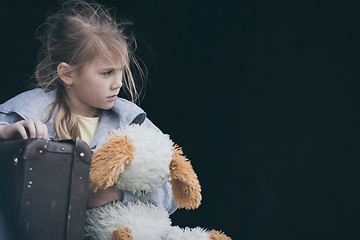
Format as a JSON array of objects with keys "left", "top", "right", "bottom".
[{"left": 0, "top": 88, "right": 178, "bottom": 214}]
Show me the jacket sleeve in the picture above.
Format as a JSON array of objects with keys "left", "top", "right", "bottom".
[
  {"left": 0, "top": 112, "right": 24, "bottom": 125},
  {"left": 121, "top": 117, "right": 178, "bottom": 215},
  {"left": 121, "top": 177, "right": 178, "bottom": 215}
]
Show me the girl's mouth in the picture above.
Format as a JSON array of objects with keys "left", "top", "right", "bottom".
[{"left": 107, "top": 95, "right": 118, "bottom": 101}]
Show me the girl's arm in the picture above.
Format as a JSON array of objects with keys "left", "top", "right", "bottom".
[
  {"left": 87, "top": 179, "right": 178, "bottom": 214},
  {"left": 87, "top": 186, "right": 123, "bottom": 209}
]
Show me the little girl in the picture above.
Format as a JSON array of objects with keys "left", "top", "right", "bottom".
[{"left": 0, "top": 0, "right": 177, "bottom": 217}]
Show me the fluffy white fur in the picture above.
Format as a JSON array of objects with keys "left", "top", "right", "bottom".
[
  {"left": 94, "top": 125, "right": 174, "bottom": 195},
  {"left": 85, "top": 201, "right": 172, "bottom": 240},
  {"left": 85, "top": 201, "right": 210, "bottom": 240},
  {"left": 114, "top": 126, "right": 173, "bottom": 194},
  {"left": 86, "top": 125, "right": 212, "bottom": 240},
  {"left": 165, "top": 226, "right": 210, "bottom": 240}
]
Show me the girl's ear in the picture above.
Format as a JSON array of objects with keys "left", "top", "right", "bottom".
[{"left": 57, "top": 62, "right": 74, "bottom": 86}]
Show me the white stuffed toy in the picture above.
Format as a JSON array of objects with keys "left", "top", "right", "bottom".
[{"left": 85, "top": 125, "right": 230, "bottom": 240}]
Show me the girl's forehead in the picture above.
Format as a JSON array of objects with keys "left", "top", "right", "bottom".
[
  {"left": 79, "top": 53, "right": 123, "bottom": 74},
  {"left": 91, "top": 53, "right": 124, "bottom": 68}
]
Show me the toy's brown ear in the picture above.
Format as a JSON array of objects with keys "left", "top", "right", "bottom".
[
  {"left": 90, "top": 135, "right": 134, "bottom": 192},
  {"left": 170, "top": 145, "right": 202, "bottom": 210}
]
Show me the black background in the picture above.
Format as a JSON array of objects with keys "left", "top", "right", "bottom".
[{"left": 1, "top": 1, "right": 360, "bottom": 239}]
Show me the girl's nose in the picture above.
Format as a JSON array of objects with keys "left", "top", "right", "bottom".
[{"left": 112, "top": 71, "right": 123, "bottom": 89}]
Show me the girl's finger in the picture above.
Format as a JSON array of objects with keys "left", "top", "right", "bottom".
[
  {"left": 34, "top": 120, "right": 44, "bottom": 138},
  {"left": 23, "top": 120, "right": 36, "bottom": 138},
  {"left": 43, "top": 124, "right": 48, "bottom": 139},
  {"left": 15, "top": 124, "right": 29, "bottom": 140}
]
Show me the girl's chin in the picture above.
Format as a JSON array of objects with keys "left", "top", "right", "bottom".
[{"left": 99, "top": 102, "right": 115, "bottom": 110}]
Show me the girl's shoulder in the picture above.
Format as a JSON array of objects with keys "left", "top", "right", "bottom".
[
  {"left": 111, "top": 97, "right": 146, "bottom": 126},
  {"left": 111, "top": 97, "right": 160, "bottom": 131},
  {"left": 0, "top": 88, "right": 55, "bottom": 120},
  {"left": 114, "top": 97, "right": 142, "bottom": 111}
]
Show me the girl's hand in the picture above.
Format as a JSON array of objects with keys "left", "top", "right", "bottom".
[
  {"left": 87, "top": 185, "right": 124, "bottom": 208},
  {"left": 0, "top": 120, "right": 48, "bottom": 140}
]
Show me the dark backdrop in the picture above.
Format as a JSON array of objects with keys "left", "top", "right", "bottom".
[{"left": 1, "top": 1, "right": 360, "bottom": 239}]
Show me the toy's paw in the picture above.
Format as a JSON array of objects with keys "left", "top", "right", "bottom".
[
  {"left": 209, "top": 230, "right": 231, "bottom": 240},
  {"left": 112, "top": 226, "right": 133, "bottom": 240}
]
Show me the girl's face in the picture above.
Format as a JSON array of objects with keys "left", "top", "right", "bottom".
[{"left": 68, "top": 54, "right": 123, "bottom": 117}]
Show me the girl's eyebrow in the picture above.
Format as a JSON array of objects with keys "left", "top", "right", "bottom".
[
  {"left": 98, "top": 66, "right": 123, "bottom": 71},
  {"left": 98, "top": 67, "right": 114, "bottom": 71}
]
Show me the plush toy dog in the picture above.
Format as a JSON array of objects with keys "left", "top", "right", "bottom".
[{"left": 85, "top": 125, "right": 230, "bottom": 240}]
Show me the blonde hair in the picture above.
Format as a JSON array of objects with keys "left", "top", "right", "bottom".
[{"left": 35, "top": 0, "right": 143, "bottom": 139}]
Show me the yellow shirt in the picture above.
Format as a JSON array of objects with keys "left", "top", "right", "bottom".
[{"left": 77, "top": 115, "right": 100, "bottom": 145}]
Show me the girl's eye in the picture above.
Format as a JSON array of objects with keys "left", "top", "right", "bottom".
[{"left": 103, "top": 70, "right": 113, "bottom": 76}]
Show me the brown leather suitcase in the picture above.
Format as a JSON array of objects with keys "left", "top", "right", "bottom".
[{"left": 0, "top": 138, "right": 92, "bottom": 240}]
